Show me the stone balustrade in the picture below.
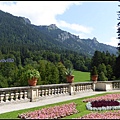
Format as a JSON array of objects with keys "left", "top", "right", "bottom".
[
  {"left": 112, "top": 80, "right": 120, "bottom": 90},
  {"left": 94, "top": 80, "right": 120, "bottom": 91},
  {"left": 0, "top": 80, "right": 120, "bottom": 104},
  {"left": 0, "top": 86, "right": 30, "bottom": 105}
]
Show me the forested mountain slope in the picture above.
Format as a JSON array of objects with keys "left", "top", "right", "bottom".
[{"left": 0, "top": 10, "right": 117, "bottom": 56}]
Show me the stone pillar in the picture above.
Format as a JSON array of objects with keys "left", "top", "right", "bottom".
[
  {"left": 27, "top": 86, "right": 39, "bottom": 102},
  {"left": 92, "top": 82, "right": 96, "bottom": 91},
  {"left": 68, "top": 83, "right": 75, "bottom": 95}
]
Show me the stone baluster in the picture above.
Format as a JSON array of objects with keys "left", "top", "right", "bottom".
[
  {"left": 44, "top": 89, "right": 46, "bottom": 96},
  {"left": 82, "top": 85, "right": 84, "bottom": 91},
  {"left": 48, "top": 88, "right": 52, "bottom": 96},
  {"left": 78, "top": 85, "right": 80, "bottom": 91},
  {"left": 42, "top": 89, "right": 45, "bottom": 97},
  {"left": 0, "top": 94, "right": 5, "bottom": 103},
  {"left": 64, "top": 87, "right": 66, "bottom": 93},
  {"left": 53, "top": 88, "right": 56, "bottom": 95},
  {"left": 83, "top": 84, "right": 86, "bottom": 91},
  {"left": 58, "top": 87, "right": 60, "bottom": 94},
  {"left": 75, "top": 85, "right": 77, "bottom": 92},
  {"left": 52, "top": 88, "right": 54, "bottom": 95},
  {"left": 15, "top": 91, "right": 19, "bottom": 101},
  {"left": 48, "top": 88, "right": 50, "bottom": 95},
  {"left": 55, "top": 88, "right": 58, "bottom": 94},
  {"left": 66, "top": 86, "right": 68, "bottom": 93},
  {"left": 87, "top": 84, "right": 89, "bottom": 90},
  {"left": 38, "top": 89, "right": 42, "bottom": 97},
  {"left": 5, "top": 93, "right": 10, "bottom": 102},
  {"left": 51, "top": 88, "right": 53, "bottom": 95},
  {"left": 83, "top": 85, "right": 85, "bottom": 91},
  {"left": 77, "top": 85, "right": 79, "bottom": 92},
  {"left": 80, "top": 85, "right": 82, "bottom": 91},
  {"left": 118, "top": 82, "right": 120, "bottom": 88},
  {"left": 60, "top": 87, "right": 63, "bottom": 94},
  {"left": 19, "top": 91, "right": 24, "bottom": 100},
  {"left": 78, "top": 85, "right": 80, "bottom": 92},
  {"left": 61, "top": 87, "right": 63, "bottom": 94},
  {"left": 24, "top": 91, "right": 28, "bottom": 100},
  {"left": 45, "top": 89, "right": 48, "bottom": 96},
  {"left": 89, "top": 84, "right": 91, "bottom": 90},
  {"left": 79, "top": 85, "right": 81, "bottom": 91},
  {"left": 63, "top": 87, "right": 65, "bottom": 94},
  {"left": 56, "top": 88, "right": 58, "bottom": 94},
  {"left": 77, "top": 85, "right": 80, "bottom": 92},
  {"left": 10, "top": 92, "right": 15, "bottom": 102}
]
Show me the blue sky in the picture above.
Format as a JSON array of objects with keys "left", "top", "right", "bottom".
[{"left": 0, "top": 1, "right": 119, "bottom": 47}]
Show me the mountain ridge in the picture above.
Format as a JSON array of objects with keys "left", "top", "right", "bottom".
[
  {"left": 0, "top": 10, "right": 117, "bottom": 56},
  {"left": 34, "top": 24, "right": 117, "bottom": 56}
]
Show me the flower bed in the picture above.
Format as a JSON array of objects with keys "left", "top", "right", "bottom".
[
  {"left": 78, "top": 93, "right": 120, "bottom": 119},
  {"left": 18, "top": 102, "right": 78, "bottom": 119},
  {"left": 84, "top": 94, "right": 120, "bottom": 111},
  {"left": 91, "top": 100, "right": 120, "bottom": 107},
  {"left": 83, "top": 93, "right": 120, "bottom": 102},
  {"left": 86, "top": 100, "right": 120, "bottom": 111},
  {"left": 77, "top": 110, "right": 120, "bottom": 119}
]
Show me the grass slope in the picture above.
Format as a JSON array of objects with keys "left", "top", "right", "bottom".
[{"left": 73, "top": 70, "right": 90, "bottom": 82}]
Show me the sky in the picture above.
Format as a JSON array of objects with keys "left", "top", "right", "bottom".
[{"left": 0, "top": 1, "right": 119, "bottom": 47}]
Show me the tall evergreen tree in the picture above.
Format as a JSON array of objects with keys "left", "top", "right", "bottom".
[{"left": 115, "top": 1, "right": 120, "bottom": 79}]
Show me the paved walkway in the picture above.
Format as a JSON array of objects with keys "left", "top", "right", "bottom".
[{"left": 0, "top": 90, "right": 120, "bottom": 114}]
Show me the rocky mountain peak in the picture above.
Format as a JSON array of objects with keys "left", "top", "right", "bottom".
[
  {"left": 22, "top": 17, "right": 31, "bottom": 24},
  {"left": 48, "top": 24, "right": 58, "bottom": 30}
]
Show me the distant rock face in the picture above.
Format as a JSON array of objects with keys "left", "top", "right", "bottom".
[
  {"left": 22, "top": 17, "right": 31, "bottom": 24},
  {"left": 92, "top": 37, "right": 99, "bottom": 44},
  {"left": 48, "top": 24, "right": 58, "bottom": 30},
  {"left": 58, "top": 32, "right": 70, "bottom": 41},
  {"left": 58, "top": 31, "right": 80, "bottom": 42},
  {"left": 36, "top": 24, "right": 117, "bottom": 56}
]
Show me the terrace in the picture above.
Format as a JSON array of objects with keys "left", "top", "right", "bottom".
[{"left": 0, "top": 80, "right": 120, "bottom": 114}]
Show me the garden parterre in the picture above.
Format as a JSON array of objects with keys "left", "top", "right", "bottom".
[
  {"left": 76, "top": 93, "right": 120, "bottom": 119},
  {"left": 77, "top": 111, "right": 120, "bottom": 119},
  {"left": 17, "top": 93, "right": 120, "bottom": 119},
  {"left": 18, "top": 102, "right": 78, "bottom": 119},
  {"left": 83, "top": 93, "right": 120, "bottom": 102}
]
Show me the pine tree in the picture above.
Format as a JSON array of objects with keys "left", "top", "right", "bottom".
[{"left": 115, "top": 1, "right": 120, "bottom": 79}]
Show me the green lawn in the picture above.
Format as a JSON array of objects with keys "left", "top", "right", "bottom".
[
  {"left": 0, "top": 92, "right": 119, "bottom": 119},
  {"left": 73, "top": 70, "right": 90, "bottom": 82}
]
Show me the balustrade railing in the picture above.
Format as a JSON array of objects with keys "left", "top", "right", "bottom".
[
  {"left": 0, "top": 86, "right": 30, "bottom": 104},
  {"left": 112, "top": 80, "right": 120, "bottom": 90},
  {"left": 74, "top": 82, "right": 93, "bottom": 93},
  {"left": 0, "top": 80, "right": 120, "bottom": 104},
  {"left": 37, "top": 84, "right": 69, "bottom": 100}
]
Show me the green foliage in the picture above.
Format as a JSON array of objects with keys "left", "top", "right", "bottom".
[
  {"left": 91, "top": 50, "right": 116, "bottom": 80},
  {"left": 55, "top": 62, "right": 66, "bottom": 83},
  {"left": 99, "top": 71, "right": 108, "bottom": 81},
  {"left": 98, "top": 63, "right": 107, "bottom": 76},
  {"left": 65, "top": 68, "right": 74, "bottom": 76},
  {"left": 0, "top": 74, "right": 8, "bottom": 88},
  {"left": 115, "top": 55, "right": 120, "bottom": 79},
  {"left": 0, "top": 9, "right": 118, "bottom": 87},
  {"left": 91, "top": 66, "right": 98, "bottom": 75},
  {"left": 24, "top": 69, "right": 40, "bottom": 80},
  {"left": 106, "top": 64, "right": 113, "bottom": 80}
]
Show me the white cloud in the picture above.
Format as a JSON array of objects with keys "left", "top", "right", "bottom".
[
  {"left": 57, "top": 20, "right": 93, "bottom": 34},
  {"left": 0, "top": 1, "right": 94, "bottom": 41},
  {"left": 0, "top": 1, "right": 82, "bottom": 25},
  {"left": 0, "top": 1, "right": 94, "bottom": 38},
  {"left": 105, "top": 37, "right": 119, "bottom": 47}
]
